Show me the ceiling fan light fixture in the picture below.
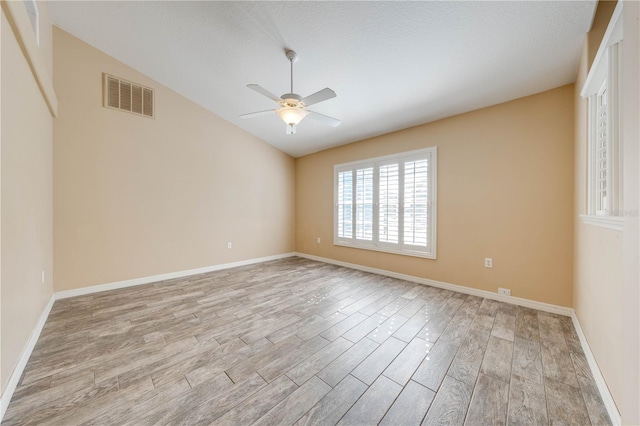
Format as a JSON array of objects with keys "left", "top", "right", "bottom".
[
  {"left": 277, "top": 107, "right": 308, "bottom": 126},
  {"left": 242, "top": 49, "right": 339, "bottom": 134}
]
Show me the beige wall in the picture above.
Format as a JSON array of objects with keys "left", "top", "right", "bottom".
[
  {"left": 297, "top": 85, "right": 574, "bottom": 307},
  {"left": 0, "top": 2, "right": 54, "bottom": 394},
  {"left": 619, "top": 2, "right": 640, "bottom": 424},
  {"left": 52, "top": 28, "right": 295, "bottom": 292},
  {"left": 573, "top": 1, "right": 628, "bottom": 419},
  {"left": 620, "top": 2, "right": 640, "bottom": 422}
]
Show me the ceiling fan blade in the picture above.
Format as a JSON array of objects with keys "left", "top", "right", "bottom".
[
  {"left": 301, "top": 88, "right": 336, "bottom": 106},
  {"left": 307, "top": 110, "right": 341, "bottom": 127},
  {"left": 247, "top": 84, "right": 282, "bottom": 102},
  {"left": 239, "top": 110, "right": 276, "bottom": 119}
]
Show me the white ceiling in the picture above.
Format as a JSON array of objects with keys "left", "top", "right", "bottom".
[{"left": 50, "top": 1, "right": 596, "bottom": 158}]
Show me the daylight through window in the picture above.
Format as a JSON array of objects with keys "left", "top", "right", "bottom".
[{"left": 334, "top": 147, "right": 437, "bottom": 258}]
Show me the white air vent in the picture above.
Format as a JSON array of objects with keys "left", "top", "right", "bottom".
[{"left": 103, "top": 73, "right": 154, "bottom": 118}]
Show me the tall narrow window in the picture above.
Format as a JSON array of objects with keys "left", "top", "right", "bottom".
[
  {"left": 580, "top": 3, "right": 622, "bottom": 231},
  {"left": 24, "top": 0, "right": 39, "bottom": 46},
  {"left": 334, "top": 148, "right": 437, "bottom": 258}
]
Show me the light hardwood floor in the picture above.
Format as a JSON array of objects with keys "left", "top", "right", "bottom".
[{"left": 3, "top": 257, "right": 610, "bottom": 425}]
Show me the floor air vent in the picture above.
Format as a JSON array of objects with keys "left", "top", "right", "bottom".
[{"left": 103, "top": 73, "right": 154, "bottom": 118}]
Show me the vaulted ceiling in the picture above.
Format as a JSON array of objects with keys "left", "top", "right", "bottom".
[{"left": 50, "top": 1, "right": 597, "bottom": 157}]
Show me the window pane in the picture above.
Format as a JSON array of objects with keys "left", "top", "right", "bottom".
[
  {"left": 355, "top": 167, "right": 374, "bottom": 241},
  {"left": 379, "top": 163, "right": 399, "bottom": 243},
  {"left": 338, "top": 171, "right": 353, "bottom": 238},
  {"left": 404, "top": 159, "right": 429, "bottom": 247}
]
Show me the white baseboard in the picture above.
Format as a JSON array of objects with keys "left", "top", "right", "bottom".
[
  {"left": 55, "top": 252, "right": 297, "bottom": 300},
  {"left": 295, "top": 252, "right": 572, "bottom": 316},
  {"left": 571, "top": 311, "right": 621, "bottom": 425},
  {"left": 0, "top": 294, "right": 55, "bottom": 422}
]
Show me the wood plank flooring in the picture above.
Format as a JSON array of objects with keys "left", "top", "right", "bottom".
[{"left": 3, "top": 257, "right": 611, "bottom": 425}]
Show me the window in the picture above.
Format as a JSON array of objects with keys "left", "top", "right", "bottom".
[
  {"left": 580, "top": 5, "right": 622, "bottom": 231},
  {"left": 588, "top": 52, "right": 621, "bottom": 219},
  {"left": 24, "top": 0, "right": 39, "bottom": 46},
  {"left": 593, "top": 82, "right": 609, "bottom": 215},
  {"left": 334, "top": 147, "right": 437, "bottom": 258}
]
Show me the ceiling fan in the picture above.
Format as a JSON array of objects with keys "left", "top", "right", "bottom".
[{"left": 240, "top": 50, "right": 340, "bottom": 135}]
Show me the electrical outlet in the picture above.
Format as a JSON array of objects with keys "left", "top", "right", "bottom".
[
  {"left": 42, "top": 270, "right": 45, "bottom": 285},
  {"left": 498, "top": 287, "right": 511, "bottom": 296},
  {"left": 316, "top": 237, "right": 321, "bottom": 244},
  {"left": 227, "top": 242, "right": 232, "bottom": 249},
  {"left": 485, "top": 258, "right": 493, "bottom": 268}
]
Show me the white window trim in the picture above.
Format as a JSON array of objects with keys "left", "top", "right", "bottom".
[
  {"left": 579, "top": 214, "right": 624, "bottom": 232},
  {"left": 581, "top": 1, "right": 623, "bottom": 232},
  {"left": 333, "top": 147, "right": 437, "bottom": 259}
]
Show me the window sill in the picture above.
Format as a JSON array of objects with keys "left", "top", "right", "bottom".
[
  {"left": 334, "top": 240, "right": 436, "bottom": 259},
  {"left": 579, "top": 214, "right": 624, "bottom": 231}
]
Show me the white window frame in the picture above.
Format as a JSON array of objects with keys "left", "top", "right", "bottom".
[
  {"left": 333, "top": 147, "right": 437, "bottom": 259},
  {"left": 580, "top": 2, "right": 623, "bottom": 232},
  {"left": 23, "top": 0, "right": 39, "bottom": 46}
]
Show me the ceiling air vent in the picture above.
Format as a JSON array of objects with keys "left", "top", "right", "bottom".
[{"left": 103, "top": 73, "right": 154, "bottom": 118}]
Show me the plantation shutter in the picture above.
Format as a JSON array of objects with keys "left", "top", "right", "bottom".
[
  {"left": 596, "top": 83, "right": 608, "bottom": 213},
  {"left": 334, "top": 147, "right": 436, "bottom": 259},
  {"left": 379, "top": 163, "right": 400, "bottom": 244},
  {"left": 403, "top": 158, "right": 429, "bottom": 247},
  {"left": 337, "top": 171, "right": 353, "bottom": 238},
  {"left": 355, "top": 167, "right": 374, "bottom": 241}
]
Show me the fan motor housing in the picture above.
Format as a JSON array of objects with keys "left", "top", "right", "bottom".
[{"left": 280, "top": 93, "right": 303, "bottom": 107}]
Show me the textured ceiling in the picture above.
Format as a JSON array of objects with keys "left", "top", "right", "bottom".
[{"left": 50, "top": 1, "right": 596, "bottom": 157}]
